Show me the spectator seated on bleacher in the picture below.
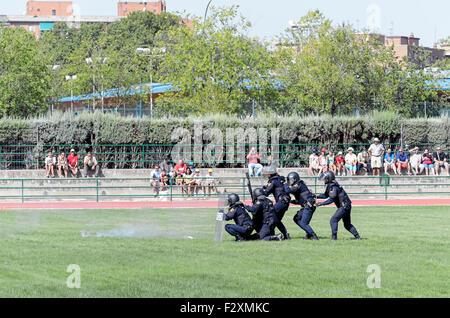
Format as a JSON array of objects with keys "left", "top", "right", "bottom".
[
  {"left": 309, "top": 148, "right": 321, "bottom": 176},
  {"left": 433, "top": 147, "right": 448, "bottom": 176},
  {"left": 67, "top": 149, "right": 80, "bottom": 178},
  {"left": 205, "top": 168, "right": 218, "bottom": 195},
  {"left": 345, "top": 147, "right": 357, "bottom": 176},
  {"left": 335, "top": 151, "right": 345, "bottom": 176},
  {"left": 247, "top": 147, "right": 263, "bottom": 177},
  {"left": 419, "top": 150, "right": 434, "bottom": 176},
  {"left": 45, "top": 151, "right": 56, "bottom": 178},
  {"left": 151, "top": 165, "right": 162, "bottom": 196},
  {"left": 57, "top": 152, "right": 68, "bottom": 178},
  {"left": 409, "top": 147, "right": 422, "bottom": 175},
  {"left": 383, "top": 148, "right": 397, "bottom": 175},
  {"left": 83, "top": 151, "right": 100, "bottom": 178},
  {"left": 356, "top": 150, "right": 371, "bottom": 176},
  {"left": 395, "top": 148, "right": 410, "bottom": 175}
]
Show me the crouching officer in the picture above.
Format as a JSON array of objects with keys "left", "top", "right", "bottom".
[
  {"left": 244, "top": 188, "right": 282, "bottom": 241},
  {"left": 224, "top": 193, "right": 254, "bottom": 242},
  {"left": 262, "top": 165, "right": 291, "bottom": 240},
  {"left": 316, "top": 171, "right": 361, "bottom": 240},
  {"left": 284, "top": 172, "right": 319, "bottom": 240}
]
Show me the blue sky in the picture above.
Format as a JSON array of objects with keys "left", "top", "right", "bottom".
[{"left": 1, "top": 0, "right": 449, "bottom": 47}]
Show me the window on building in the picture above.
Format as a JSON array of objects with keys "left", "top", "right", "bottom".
[{"left": 52, "top": 10, "right": 56, "bottom": 16}]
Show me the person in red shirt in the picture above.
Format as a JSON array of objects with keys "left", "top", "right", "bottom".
[
  {"left": 335, "top": 151, "right": 345, "bottom": 176},
  {"left": 246, "top": 147, "right": 263, "bottom": 177},
  {"left": 174, "top": 160, "right": 187, "bottom": 175},
  {"left": 67, "top": 149, "right": 79, "bottom": 177}
]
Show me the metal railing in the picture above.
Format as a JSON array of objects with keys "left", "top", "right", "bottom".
[
  {"left": 0, "top": 142, "right": 448, "bottom": 170},
  {"left": 0, "top": 175, "right": 448, "bottom": 203}
]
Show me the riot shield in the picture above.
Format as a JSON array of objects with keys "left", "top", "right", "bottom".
[{"left": 214, "top": 196, "right": 227, "bottom": 243}]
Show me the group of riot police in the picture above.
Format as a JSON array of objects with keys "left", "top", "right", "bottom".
[{"left": 223, "top": 166, "right": 361, "bottom": 241}]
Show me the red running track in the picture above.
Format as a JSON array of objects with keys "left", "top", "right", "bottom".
[{"left": 0, "top": 199, "right": 449, "bottom": 210}]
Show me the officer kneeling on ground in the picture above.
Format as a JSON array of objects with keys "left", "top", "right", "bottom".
[
  {"left": 244, "top": 188, "right": 283, "bottom": 241},
  {"left": 284, "top": 172, "right": 319, "bottom": 240},
  {"left": 316, "top": 171, "right": 361, "bottom": 240},
  {"left": 262, "top": 165, "right": 291, "bottom": 240},
  {"left": 224, "top": 193, "right": 254, "bottom": 242}
]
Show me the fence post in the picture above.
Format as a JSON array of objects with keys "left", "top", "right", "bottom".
[
  {"left": 243, "top": 177, "right": 246, "bottom": 201},
  {"left": 142, "top": 145, "right": 145, "bottom": 169},
  {"left": 280, "top": 144, "right": 284, "bottom": 168},
  {"left": 21, "top": 179, "right": 24, "bottom": 203},
  {"left": 96, "top": 178, "right": 99, "bottom": 202},
  {"left": 384, "top": 180, "right": 388, "bottom": 200},
  {"left": 314, "top": 176, "right": 317, "bottom": 195}
]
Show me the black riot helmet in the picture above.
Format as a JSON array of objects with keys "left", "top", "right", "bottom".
[
  {"left": 227, "top": 193, "right": 240, "bottom": 206},
  {"left": 319, "top": 170, "right": 335, "bottom": 184},
  {"left": 253, "top": 188, "right": 265, "bottom": 198},
  {"left": 287, "top": 172, "right": 300, "bottom": 186}
]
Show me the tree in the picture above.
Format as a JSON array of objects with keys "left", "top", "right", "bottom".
[
  {"left": 0, "top": 27, "right": 51, "bottom": 117},
  {"left": 154, "top": 5, "right": 274, "bottom": 115}
]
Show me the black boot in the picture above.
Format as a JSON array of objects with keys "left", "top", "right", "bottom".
[
  {"left": 235, "top": 235, "right": 244, "bottom": 242},
  {"left": 354, "top": 234, "right": 361, "bottom": 240},
  {"left": 283, "top": 232, "right": 291, "bottom": 240},
  {"left": 311, "top": 234, "right": 319, "bottom": 240},
  {"left": 303, "top": 233, "right": 312, "bottom": 240},
  {"left": 331, "top": 233, "right": 337, "bottom": 240},
  {"left": 270, "top": 233, "right": 283, "bottom": 241}
]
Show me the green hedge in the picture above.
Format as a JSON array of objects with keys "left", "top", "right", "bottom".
[{"left": 0, "top": 111, "right": 448, "bottom": 169}]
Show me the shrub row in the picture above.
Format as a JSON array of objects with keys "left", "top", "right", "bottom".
[{"left": 0, "top": 111, "right": 448, "bottom": 169}]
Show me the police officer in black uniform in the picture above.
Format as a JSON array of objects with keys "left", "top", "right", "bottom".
[
  {"left": 223, "top": 193, "right": 254, "bottom": 242},
  {"left": 284, "top": 172, "right": 319, "bottom": 240},
  {"left": 262, "top": 165, "right": 291, "bottom": 240},
  {"left": 316, "top": 171, "right": 361, "bottom": 240},
  {"left": 244, "top": 188, "right": 282, "bottom": 241}
]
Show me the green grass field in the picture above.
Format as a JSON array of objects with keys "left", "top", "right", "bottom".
[{"left": 0, "top": 205, "right": 449, "bottom": 298}]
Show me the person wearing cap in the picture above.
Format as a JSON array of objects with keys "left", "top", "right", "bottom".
[
  {"left": 67, "top": 149, "right": 79, "bottom": 177},
  {"left": 318, "top": 148, "right": 328, "bottom": 174},
  {"left": 309, "top": 148, "right": 320, "bottom": 176},
  {"left": 205, "top": 168, "right": 217, "bottom": 195},
  {"left": 383, "top": 148, "right": 397, "bottom": 175},
  {"left": 409, "top": 147, "right": 422, "bottom": 175},
  {"left": 192, "top": 169, "right": 204, "bottom": 196},
  {"left": 368, "top": 138, "right": 385, "bottom": 176},
  {"left": 344, "top": 147, "right": 357, "bottom": 176},
  {"left": 395, "top": 148, "right": 410, "bottom": 175},
  {"left": 433, "top": 147, "right": 448, "bottom": 175},
  {"left": 335, "top": 151, "right": 345, "bottom": 176}
]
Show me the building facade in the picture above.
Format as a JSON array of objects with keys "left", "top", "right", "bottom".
[
  {"left": 118, "top": 1, "right": 166, "bottom": 17},
  {"left": 2, "top": 0, "right": 169, "bottom": 38}
]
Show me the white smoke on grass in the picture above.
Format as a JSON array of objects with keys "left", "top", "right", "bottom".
[
  {"left": 0, "top": 211, "right": 43, "bottom": 237},
  {"left": 79, "top": 210, "right": 207, "bottom": 239}
]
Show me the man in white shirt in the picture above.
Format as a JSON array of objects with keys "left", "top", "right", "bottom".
[
  {"left": 409, "top": 147, "right": 422, "bottom": 175},
  {"left": 368, "top": 138, "right": 385, "bottom": 176},
  {"left": 45, "top": 151, "right": 56, "bottom": 178},
  {"left": 83, "top": 151, "right": 99, "bottom": 177}
]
